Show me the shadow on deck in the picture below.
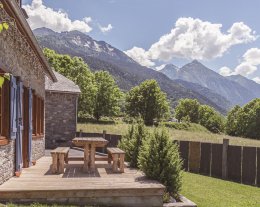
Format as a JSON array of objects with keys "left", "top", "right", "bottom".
[{"left": 0, "top": 156, "right": 165, "bottom": 207}]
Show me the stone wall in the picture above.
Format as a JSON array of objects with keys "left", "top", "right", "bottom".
[
  {"left": 32, "top": 138, "right": 45, "bottom": 161},
  {"left": 45, "top": 92, "right": 78, "bottom": 149},
  {"left": 0, "top": 140, "right": 15, "bottom": 185}
]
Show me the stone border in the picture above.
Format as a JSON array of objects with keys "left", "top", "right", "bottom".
[{"left": 163, "top": 195, "right": 197, "bottom": 207}]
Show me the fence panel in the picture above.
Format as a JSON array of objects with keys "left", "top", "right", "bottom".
[
  {"left": 179, "top": 141, "right": 189, "bottom": 171},
  {"left": 257, "top": 148, "right": 260, "bottom": 187},
  {"left": 242, "top": 147, "right": 257, "bottom": 185},
  {"left": 211, "top": 144, "right": 222, "bottom": 178},
  {"left": 189, "top": 142, "right": 201, "bottom": 173},
  {"left": 227, "top": 145, "right": 242, "bottom": 182},
  {"left": 200, "top": 143, "right": 211, "bottom": 175}
]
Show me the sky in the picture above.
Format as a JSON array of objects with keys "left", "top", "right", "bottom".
[{"left": 22, "top": 0, "right": 260, "bottom": 83}]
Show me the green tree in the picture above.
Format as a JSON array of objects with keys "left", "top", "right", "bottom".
[
  {"left": 138, "top": 128, "right": 182, "bottom": 197},
  {"left": 43, "top": 48, "right": 96, "bottom": 117},
  {"left": 175, "top": 99, "right": 200, "bottom": 123},
  {"left": 226, "top": 99, "right": 260, "bottom": 139},
  {"left": 93, "top": 71, "right": 123, "bottom": 120},
  {"left": 198, "top": 105, "right": 224, "bottom": 133},
  {"left": 118, "top": 121, "right": 148, "bottom": 168},
  {"left": 126, "top": 80, "right": 170, "bottom": 125},
  {"left": 226, "top": 105, "right": 241, "bottom": 136}
]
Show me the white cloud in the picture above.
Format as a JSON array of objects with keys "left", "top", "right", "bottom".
[
  {"left": 23, "top": 0, "right": 92, "bottom": 33},
  {"left": 219, "top": 66, "right": 233, "bottom": 76},
  {"left": 125, "top": 17, "right": 256, "bottom": 67},
  {"left": 99, "top": 24, "right": 113, "bottom": 34},
  {"left": 155, "top": 64, "right": 166, "bottom": 71},
  {"left": 124, "top": 47, "right": 155, "bottom": 67},
  {"left": 219, "top": 48, "right": 260, "bottom": 77},
  {"left": 243, "top": 48, "right": 260, "bottom": 65},
  {"left": 253, "top": 77, "right": 260, "bottom": 84},
  {"left": 234, "top": 62, "right": 257, "bottom": 76}
]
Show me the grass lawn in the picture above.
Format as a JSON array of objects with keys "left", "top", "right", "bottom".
[
  {"left": 181, "top": 172, "right": 260, "bottom": 207},
  {"left": 77, "top": 123, "right": 260, "bottom": 147}
]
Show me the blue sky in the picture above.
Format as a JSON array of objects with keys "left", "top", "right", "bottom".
[{"left": 23, "top": 0, "right": 260, "bottom": 83}]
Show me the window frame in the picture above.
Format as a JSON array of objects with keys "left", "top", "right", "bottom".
[{"left": 32, "top": 91, "right": 44, "bottom": 139}]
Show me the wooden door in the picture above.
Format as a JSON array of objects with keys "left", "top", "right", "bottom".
[{"left": 22, "top": 87, "right": 29, "bottom": 168}]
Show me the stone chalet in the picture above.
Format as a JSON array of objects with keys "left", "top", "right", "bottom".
[
  {"left": 45, "top": 71, "right": 81, "bottom": 149},
  {"left": 0, "top": 0, "right": 57, "bottom": 184}
]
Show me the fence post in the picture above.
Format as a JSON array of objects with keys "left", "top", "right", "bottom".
[
  {"left": 79, "top": 129, "right": 83, "bottom": 137},
  {"left": 222, "top": 138, "right": 229, "bottom": 179},
  {"left": 102, "top": 130, "right": 107, "bottom": 153}
]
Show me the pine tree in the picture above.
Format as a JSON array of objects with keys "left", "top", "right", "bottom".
[{"left": 138, "top": 128, "right": 183, "bottom": 197}]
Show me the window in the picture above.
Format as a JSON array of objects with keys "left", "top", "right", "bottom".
[
  {"left": 0, "top": 74, "right": 10, "bottom": 145},
  {"left": 32, "top": 92, "right": 44, "bottom": 138}
]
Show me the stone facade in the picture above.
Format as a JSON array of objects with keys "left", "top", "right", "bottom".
[
  {"left": 0, "top": 1, "right": 56, "bottom": 185},
  {"left": 32, "top": 138, "right": 45, "bottom": 161},
  {"left": 45, "top": 92, "right": 78, "bottom": 149},
  {"left": 0, "top": 141, "right": 15, "bottom": 185}
]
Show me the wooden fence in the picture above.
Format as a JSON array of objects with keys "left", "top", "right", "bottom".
[{"left": 176, "top": 139, "right": 260, "bottom": 187}]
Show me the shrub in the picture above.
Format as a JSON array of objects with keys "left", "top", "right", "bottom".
[
  {"left": 118, "top": 121, "right": 148, "bottom": 168},
  {"left": 138, "top": 128, "right": 183, "bottom": 197}
]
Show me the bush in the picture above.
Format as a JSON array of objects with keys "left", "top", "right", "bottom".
[
  {"left": 138, "top": 128, "right": 183, "bottom": 198},
  {"left": 118, "top": 121, "right": 148, "bottom": 168}
]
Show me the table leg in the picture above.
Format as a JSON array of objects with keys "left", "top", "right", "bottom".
[
  {"left": 58, "top": 153, "right": 65, "bottom": 174},
  {"left": 83, "top": 144, "right": 90, "bottom": 172},
  {"left": 90, "top": 143, "right": 96, "bottom": 171},
  {"left": 51, "top": 154, "right": 57, "bottom": 174},
  {"left": 120, "top": 154, "right": 125, "bottom": 173}
]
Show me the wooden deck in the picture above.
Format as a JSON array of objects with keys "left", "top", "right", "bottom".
[{"left": 0, "top": 156, "right": 165, "bottom": 207}]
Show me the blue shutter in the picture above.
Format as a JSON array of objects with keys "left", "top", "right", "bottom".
[
  {"left": 10, "top": 76, "right": 17, "bottom": 139},
  {"left": 28, "top": 88, "right": 33, "bottom": 166},
  {"left": 16, "top": 80, "right": 23, "bottom": 172}
]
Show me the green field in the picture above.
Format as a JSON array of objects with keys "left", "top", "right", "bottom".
[
  {"left": 181, "top": 172, "right": 260, "bottom": 207},
  {"left": 77, "top": 123, "right": 260, "bottom": 147}
]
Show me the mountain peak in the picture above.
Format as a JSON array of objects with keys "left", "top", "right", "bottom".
[
  {"left": 33, "top": 27, "right": 56, "bottom": 36},
  {"left": 163, "top": 64, "right": 179, "bottom": 70}
]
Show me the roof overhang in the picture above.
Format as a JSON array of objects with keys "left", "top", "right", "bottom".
[{"left": 2, "top": 0, "right": 57, "bottom": 82}]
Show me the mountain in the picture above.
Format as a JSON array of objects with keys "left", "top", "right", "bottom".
[
  {"left": 160, "top": 61, "right": 256, "bottom": 106},
  {"left": 226, "top": 75, "right": 260, "bottom": 98},
  {"left": 34, "top": 27, "right": 228, "bottom": 113},
  {"left": 174, "top": 79, "right": 232, "bottom": 111}
]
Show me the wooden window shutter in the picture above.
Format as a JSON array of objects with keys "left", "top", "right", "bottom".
[{"left": 10, "top": 76, "right": 17, "bottom": 139}]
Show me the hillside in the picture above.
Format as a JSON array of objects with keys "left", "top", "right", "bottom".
[{"left": 34, "top": 27, "right": 228, "bottom": 113}]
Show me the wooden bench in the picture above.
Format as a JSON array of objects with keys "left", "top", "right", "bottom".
[
  {"left": 107, "top": 147, "right": 125, "bottom": 173},
  {"left": 50, "top": 147, "right": 70, "bottom": 174}
]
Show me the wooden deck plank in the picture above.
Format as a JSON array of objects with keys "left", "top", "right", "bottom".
[{"left": 0, "top": 156, "right": 165, "bottom": 207}]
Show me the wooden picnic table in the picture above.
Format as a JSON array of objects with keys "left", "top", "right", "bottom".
[{"left": 72, "top": 137, "right": 108, "bottom": 172}]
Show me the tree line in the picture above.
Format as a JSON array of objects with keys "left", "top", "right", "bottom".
[{"left": 44, "top": 48, "right": 260, "bottom": 140}]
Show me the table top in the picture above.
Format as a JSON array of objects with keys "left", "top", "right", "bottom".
[{"left": 72, "top": 137, "right": 108, "bottom": 147}]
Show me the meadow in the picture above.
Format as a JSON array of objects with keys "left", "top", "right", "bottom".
[{"left": 77, "top": 122, "right": 260, "bottom": 147}]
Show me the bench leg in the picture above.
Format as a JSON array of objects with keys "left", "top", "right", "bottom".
[
  {"left": 51, "top": 154, "right": 58, "bottom": 174},
  {"left": 108, "top": 153, "right": 112, "bottom": 164},
  {"left": 120, "top": 154, "right": 125, "bottom": 173},
  {"left": 58, "top": 154, "right": 65, "bottom": 174},
  {"left": 83, "top": 144, "right": 90, "bottom": 172},
  {"left": 65, "top": 153, "right": 69, "bottom": 164},
  {"left": 112, "top": 154, "right": 119, "bottom": 172}
]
